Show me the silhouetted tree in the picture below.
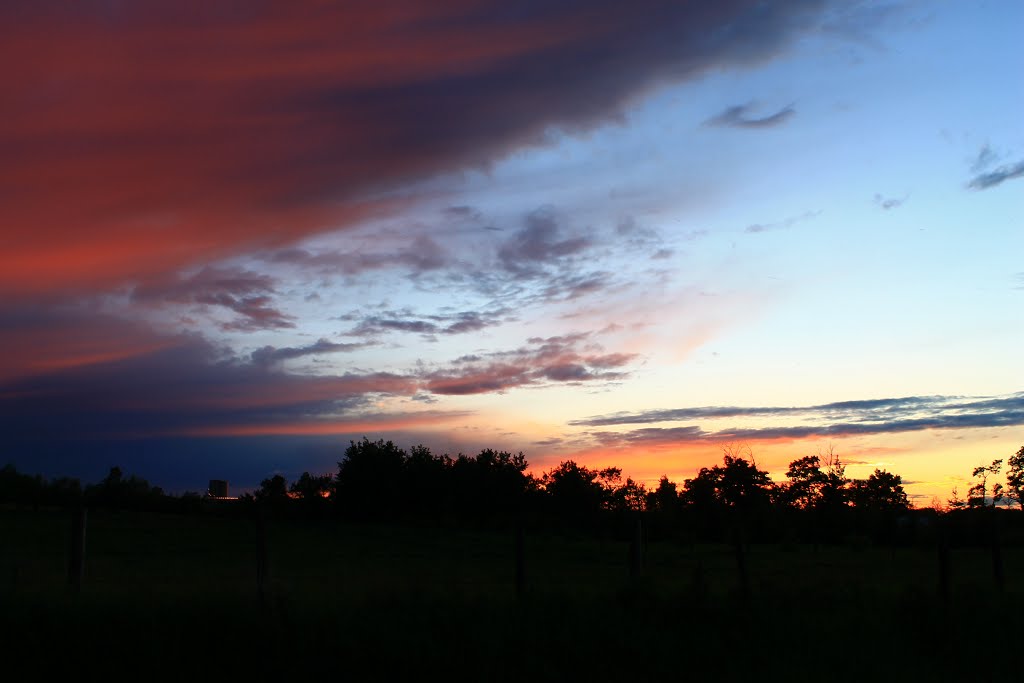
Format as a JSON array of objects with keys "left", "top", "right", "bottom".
[
  {"left": 784, "top": 455, "right": 828, "bottom": 509},
  {"left": 47, "top": 476, "right": 84, "bottom": 506},
  {"left": 335, "top": 438, "right": 408, "bottom": 518},
  {"left": 646, "top": 476, "right": 679, "bottom": 515},
  {"left": 255, "top": 474, "right": 289, "bottom": 501},
  {"left": 609, "top": 477, "right": 647, "bottom": 513},
  {"left": 714, "top": 454, "right": 773, "bottom": 513},
  {"left": 817, "top": 445, "right": 849, "bottom": 511},
  {"left": 643, "top": 475, "right": 681, "bottom": 540},
  {"left": 680, "top": 450, "right": 774, "bottom": 541},
  {"left": 543, "top": 460, "right": 620, "bottom": 522},
  {"left": 0, "top": 464, "right": 44, "bottom": 506},
  {"left": 968, "top": 460, "right": 1003, "bottom": 508},
  {"left": 86, "top": 466, "right": 164, "bottom": 509},
  {"left": 290, "top": 471, "right": 333, "bottom": 514},
  {"left": 1005, "top": 446, "right": 1024, "bottom": 510},
  {"left": 450, "top": 448, "right": 530, "bottom": 519},
  {"left": 849, "top": 469, "right": 910, "bottom": 513},
  {"left": 680, "top": 465, "right": 724, "bottom": 540}
]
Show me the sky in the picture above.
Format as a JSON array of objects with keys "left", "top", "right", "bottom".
[{"left": 2, "top": 0, "right": 1022, "bottom": 503}]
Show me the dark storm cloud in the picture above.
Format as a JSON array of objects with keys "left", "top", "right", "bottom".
[{"left": 704, "top": 103, "right": 796, "bottom": 128}]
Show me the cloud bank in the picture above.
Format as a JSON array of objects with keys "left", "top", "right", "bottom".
[
  {"left": 574, "top": 393, "right": 1024, "bottom": 444},
  {"left": 2, "top": 0, "right": 837, "bottom": 294}
]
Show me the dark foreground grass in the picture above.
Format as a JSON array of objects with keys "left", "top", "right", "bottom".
[
  {"left": 3, "top": 588, "right": 1011, "bottom": 681},
  {"left": 2, "top": 508, "right": 1019, "bottom": 680}
]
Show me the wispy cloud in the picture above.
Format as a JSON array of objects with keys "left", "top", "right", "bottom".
[
  {"left": 970, "top": 144, "right": 1000, "bottom": 173},
  {"left": 497, "top": 207, "right": 593, "bottom": 276},
  {"left": 424, "top": 333, "right": 637, "bottom": 395},
  {"left": 873, "top": 193, "right": 907, "bottom": 210},
  {"left": 705, "top": 103, "right": 795, "bottom": 129},
  {"left": 133, "top": 267, "right": 294, "bottom": 331},
  {"left": 250, "top": 338, "right": 374, "bottom": 366},
  {"left": 745, "top": 210, "right": 821, "bottom": 234},
  {"left": 574, "top": 393, "right": 1024, "bottom": 444},
  {"left": 348, "top": 308, "right": 508, "bottom": 339},
  {"left": 968, "top": 160, "right": 1024, "bottom": 190},
  {"left": 266, "top": 236, "right": 449, "bottom": 278}
]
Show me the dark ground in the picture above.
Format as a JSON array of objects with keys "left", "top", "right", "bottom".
[{"left": 1, "top": 507, "right": 1019, "bottom": 681}]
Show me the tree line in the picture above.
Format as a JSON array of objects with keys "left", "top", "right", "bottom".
[{"left": 4, "top": 440, "right": 1023, "bottom": 545}]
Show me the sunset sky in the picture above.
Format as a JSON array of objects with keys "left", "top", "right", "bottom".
[{"left": 2, "top": 1, "right": 1022, "bottom": 503}]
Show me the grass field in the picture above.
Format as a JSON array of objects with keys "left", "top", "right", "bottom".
[{"left": 2, "top": 507, "right": 1020, "bottom": 680}]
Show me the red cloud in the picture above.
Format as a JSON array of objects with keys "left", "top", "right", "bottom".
[
  {"left": 2, "top": 1, "right": 832, "bottom": 294},
  {"left": 425, "top": 333, "right": 636, "bottom": 395}
]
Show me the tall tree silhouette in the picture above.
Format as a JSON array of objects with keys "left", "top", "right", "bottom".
[
  {"left": 647, "top": 476, "right": 679, "bottom": 515},
  {"left": 681, "top": 451, "right": 774, "bottom": 540},
  {"left": 403, "top": 444, "right": 452, "bottom": 516},
  {"left": 784, "top": 455, "right": 828, "bottom": 509},
  {"left": 1005, "top": 446, "right": 1024, "bottom": 510},
  {"left": 968, "top": 460, "right": 1003, "bottom": 508},
  {"left": 849, "top": 469, "right": 910, "bottom": 513},
  {"left": 451, "top": 449, "right": 530, "bottom": 519},
  {"left": 289, "top": 471, "right": 333, "bottom": 514},
  {"left": 255, "top": 474, "right": 289, "bottom": 504},
  {"left": 542, "top": 461, "right": 620, "bottom": 522},
  {"left": 335, "top": 438, "right": 408, "bottom": 518},
  {"left": 85, "top": 466, "right": 164, "bottom": 509}
]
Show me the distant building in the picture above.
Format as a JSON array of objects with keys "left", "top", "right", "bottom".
[{"left": 208, "top": 479, "right": 229, "bottom": 498}]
